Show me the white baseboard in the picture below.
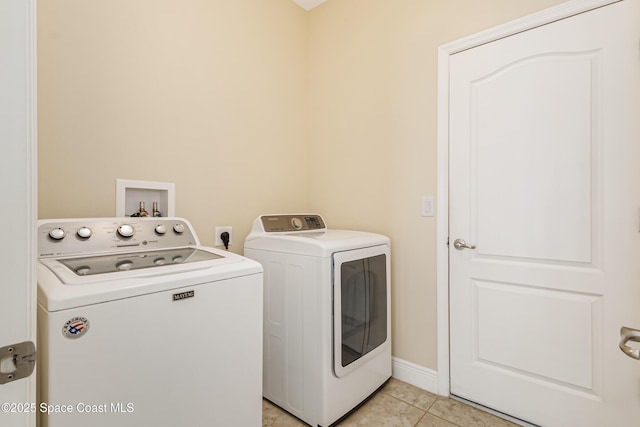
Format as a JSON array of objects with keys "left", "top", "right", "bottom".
[{"left": 391, "top": 357, "right": 440, "bottom": 395}]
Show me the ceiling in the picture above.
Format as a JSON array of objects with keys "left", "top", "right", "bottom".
[{"left": 292, "top": 0, "right": 327, "bottom": 11}]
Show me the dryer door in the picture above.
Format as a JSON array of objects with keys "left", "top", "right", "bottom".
[{"left": 333, "top": 244, "right": 390, "bottom": 378}]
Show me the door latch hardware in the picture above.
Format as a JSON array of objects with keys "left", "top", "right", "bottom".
[
  {"left": 0, "top": 341, "right": 36, "bottom": 385},
  {"left": 619, "top": 327, "right": 640, "bottom": 360},
  {"left": 453, "top": 238, "right": 476, "bottom": 250}
]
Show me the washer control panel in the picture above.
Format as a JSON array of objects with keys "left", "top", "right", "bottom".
[
  {"left": 37, "top": 218, "right": 198, "bottom": 258},
  {"left": 260, "top": 214, "right": 326, "bottom": 233}
]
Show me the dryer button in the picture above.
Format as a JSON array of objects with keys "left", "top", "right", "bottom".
[{"left": 291, "top": 217, "right": 303, "bottom": 230}]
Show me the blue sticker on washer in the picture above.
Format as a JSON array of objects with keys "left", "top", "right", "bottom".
[{"left": 62, "top": 316, "right": 90, "bottom": 339}]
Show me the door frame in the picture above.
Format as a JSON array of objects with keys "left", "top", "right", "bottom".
[
  {"left": 435, "top": 0, "right": 619, "bottom": 397},
  {"left": 0, "top": 0, "right": 37, "bottom": 424}
]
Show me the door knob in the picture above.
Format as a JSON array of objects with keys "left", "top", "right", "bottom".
[
  {"left": 619, "top": 326, "right": 640, "bottom": 360},
  {"left": 453, "top": 238, "right": 476, "bottom": 250}
]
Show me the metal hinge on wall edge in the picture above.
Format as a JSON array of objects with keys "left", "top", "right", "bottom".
[{"left": 0, "top": 341, "right": 36, "bottom": 384}]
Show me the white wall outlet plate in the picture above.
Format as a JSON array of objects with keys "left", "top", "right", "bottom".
[{"left": 215, "top": 226, "right": 233, "bottom": 247}]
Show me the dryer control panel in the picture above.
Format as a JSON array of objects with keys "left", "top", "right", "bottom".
[{"left": 260, "top": 214, "right": 326, "bottom": 232}]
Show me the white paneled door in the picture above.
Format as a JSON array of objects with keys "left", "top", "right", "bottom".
[
  {"left": 448, "top": 1, "right": 640, "bottom": 426},
  {"left": 0, "top": 0, "right": 37, "bottom": 426}
]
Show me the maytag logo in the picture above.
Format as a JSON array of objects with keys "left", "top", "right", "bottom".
[{"left": 172, "top": 290, "right": 195, "bottom": 301}]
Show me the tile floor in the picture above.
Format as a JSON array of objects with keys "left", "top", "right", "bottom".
[{"left": 262, "top": 378, "right": 521, "bottom": 427}]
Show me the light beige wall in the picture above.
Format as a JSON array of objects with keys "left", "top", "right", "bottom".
[
  {"left": 38, "top": 0, "right": 567, "bottom": 373},
  {"left": 307, "top": 0, "right": 566, "bottom": 369},
  {"left": 38, "top": 0, "right": 310, "bottom": 247}
]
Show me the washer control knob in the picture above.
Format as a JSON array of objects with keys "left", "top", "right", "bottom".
[
  {"left": 155, "top": 224, "right": 167, "bottom": 235},
  {"left": 49, "top": 228, "right": 66, "bottom": 240},
  {"left": 173, "top": 223, "right": 185, "bottom": 234},
  {"left": 77, "top": 227, "right": 92, "bottom": 239},
  {"left": 117, "top": 224, "right": 135, "bottom": 238},
  {"left": 75, "top": 266, "right": 91, "bottom": 275},
  {"left": 291, "top": 217, "right": 303, "bottom": 230},
  {"left": 116, "top": 260, "right": 133, "bottom": 271}
]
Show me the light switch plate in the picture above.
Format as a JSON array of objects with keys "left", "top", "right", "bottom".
[{"left": 422, "top": 196, "right": 435, "bottom": 217}]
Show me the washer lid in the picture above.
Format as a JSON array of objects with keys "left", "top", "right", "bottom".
[
  {"left": 37, "top": 246, "right": 263, "bottom": 311},
  {"left": 53, "top": 247, "right": 222, "bottom": 277}
]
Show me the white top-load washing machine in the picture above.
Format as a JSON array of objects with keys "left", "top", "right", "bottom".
[
  {"left": 37, "top": 217, "right": 263, "bottom": 427},
  {"left": 244, "top": 214, "right": 391, "bottom": 427}
]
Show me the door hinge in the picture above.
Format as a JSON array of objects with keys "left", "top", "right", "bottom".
[{"left": 0, "top": 341, "right": 36, "bottom": 385}]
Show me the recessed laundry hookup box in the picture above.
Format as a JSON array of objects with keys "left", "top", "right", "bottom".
[{"left": 116, "top": 179, "right": 175, "bottom": 217}]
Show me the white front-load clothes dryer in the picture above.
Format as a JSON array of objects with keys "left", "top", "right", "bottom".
[{"left": 244, "top": 214, "right": 391, "bottom": 427}]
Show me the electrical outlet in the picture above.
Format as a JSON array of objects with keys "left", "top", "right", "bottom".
[{"left": 215, "top": 226, "right": 233, "bottom": 247}]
